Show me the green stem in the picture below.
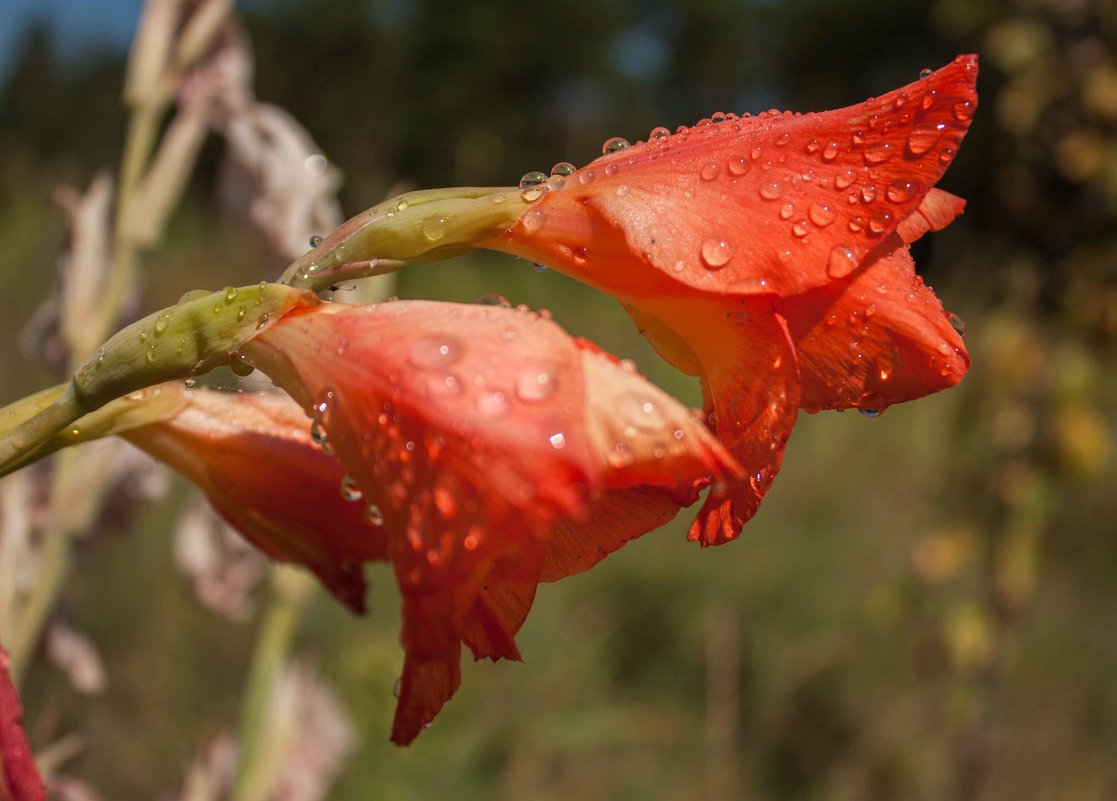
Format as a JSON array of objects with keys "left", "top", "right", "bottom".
[{"left": 232, "top": 568, "right": 316, "bottom": 801}]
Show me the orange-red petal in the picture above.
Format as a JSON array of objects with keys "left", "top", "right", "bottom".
[
  {"left": 123, "top": 387, "right": 384, "bottom": 613},
  {"left": 494, "top": 55, "right": 978, "bottom": 302},
  {"left": 779, "top": 240, "right": 968, "bottom": 413},
  {"left": 242, "top": 299, "right": 733, "bottom": 744}
]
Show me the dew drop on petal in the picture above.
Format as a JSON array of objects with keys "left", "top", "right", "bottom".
[
  {"left": 791, "top": 220, "right": 810, "bottom": 238},
  {"left": 779, "top": 202, "right": 795, "bottom": 220},
  {"left": 699, "top": 162, "right": 720, "bottom": 181},
  {"left": 408, "top": 335, "right": 464, "bottom": 369},
  {"left": 308, "top": 234, "right": 323, "bottom": 248},
  {"left": 700, "top": 238, "right": 733, "bottom": 269},
  {"left": 827, "top": 245, "right": 858, "bottom": 278},
  {"left": 906, "top": 123, "right": 945, "bottom": 156},
  {"left": 515, "top": 367, "right": 556, "bottom": 403},
  {"left": 602, "top": 136, "right": 631, "bottom": 155},
  {"left": 310, "top": 419, "right": 328, "bottom": 447},
  {"left": 519, "top": 171, "right": 547, "bottom": 189},
  {"left": 948, "top": 313, "right": 966, "bottom": 338},
  {"left": 550, "top": 161, "right": 576, "bottom": 176},
  {"left": 340, "top": 475, "right": 363, "bottom": 502},
  {"left": 863, "top": 142, "right": 894, "bottom": 164},
  {"left": 953, "top": 100, "right": 974, "bottom": 122},
  {"left": 868, "top": 210, "right": 893, "bottom": 235},
  {"left": 365, "top": 504, "right": 384, "bottom": 527},
  {"left": 822, "top": 141, "right": 840, "bottom": 161},
  {"left": 835, "top": 168, "right": 856, "bottom": 189},
  {"left": 919, "top": 67, "right": 934, "bottom": 79},
  {"left": 649, "top": 126, "right": 671, "bottom": 140},
  {"left": 727, "top": 157, "right": 749, "bottom": 176},
  {"left": 859, "top": 408, "right": 881, "bottom": 418},
  {"left": 759, "top": 180, "right": 784, "bottom": 200},
  {"left": 886, "top": 179, "right": 920, "bottom": 203},
  {"left": 860, "top": 185, "right": 878, "bottom": 203},
  {"left": 578, "top": 170, "right": 596, "bottom": 185},
  {"left": 809, "top": 202, "right": 836, "bottom": 227},
  {"left": 549, "top": 432, "right": 566, "bottom": 449}
]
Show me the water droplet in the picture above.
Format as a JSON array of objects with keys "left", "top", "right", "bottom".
[
  {"left": 579, "top": 170, "right": 596, "bottom": 185},
  {"left": 229, "top": 352, "right": 255, "bottom": 377},
  {"left": 145, "top": 348, "right": 155, "bottom": 363},
  {"left": 224, "top": 287, "right": 238, "bottom": 304},
  {"left": 827, "top": 245, "right": 858, "bottom": 278},
  {"left": 779, "top": 202, "right": 795, "bottom": 220},
  {"left": 774, "top": 132, "right": 791, "bottom": 146},
  {"left": 759, "top": 180, "right": 784, "bottom": 200},
  {"left": 859, "top": 408, "right": 881, "bottom": 418},
  {"left": 212, "top": 303, "right": 223, "bottom": 314},
  {"left": 408, "top": 335, "right": 464, "bottom": 368},
  {"left": 515, "top": 366, "right": 556, "bottom": 403},
  {"left": 906, "top": 123, "right": 945, "bottom": 156},
  {"left": 650, "top": 126, "right": 671, "bottom": 140},
  {"left": 806, "top": 138, "right": 821, "bottom": 154},
  {"left": 700, "top": 162, "right": 719, "bottom": 181},
  {"left": 340, "top": 475, "right": 363, "bottom": 502},
  {"left": 848, "top": 215, "right": 866, "bottom": 233},
  {"left": 153, "top": 317, "right": 168, "bottom": 336},
  {"left": 308, "top": 234, "right": 323, "bottom": 248},
  {"left": 791, "top": 220, "right": 810, "bottom": 238},
  {"left": 868, "top": 211, "right": 893, "bottom": 235},
  {"left": 365, "top": 504, "right": 384, "bottom": 527},
  {"left": 727, "top": 157, "right": 749, "bottom": 176},
  {"left": 835, "top": 168, "right": 856, "bottom": 189},
  {"left": 522, "top": 208, "right": 546, "bottom": 229},
  {"left": 519, "top": 170, "right": 547, "bottom": 190},
  {"left": 615, "top": 183, "right": 630, "bottom": 196},
  {"left": 549, "top": 432, "right": 566, "bottom": 449},
  {"left": 809, "top": 202, "right": 836, "bottom": 227},
  {"left": 96, "top": 347, "right": 106, "bottom": 363},
  {"left": 886, "top": 179, "right": 920, "bottom": 203},
  {"left": 860, "top": 185, "right": 878, "bottom": 203},
  {"left": 310, "top": 419, "right": 328, "bottom": 447},
  {"left": 421, "top": 215, "right": 448, "bottom": 241},
  {"left": 551, "top": 161, "right": 576, "bottom": 176},
  {"left": 236, "top": 304, "right": 247, "bottom": 321},
  {"left": 822, "top": 141, "right": 840, "bottom": 161},
  {"left": 256, "top": 313, "right": 271, "bottom": 330},
  {"left": 184, "top": 377, "right": 196, "bottom": 388},
  {"left": 139, "top": 328, "right": 149, "bottom": 342},
  {"left": 952, "top": 100, "right": 974, "bottom": 122},
  {"left": 938, "top": 148, "right": 955, "bottom": 165},
  {"left": 948, "top": 313, "right": 966, "bottom": 337},
  {"left": 863, "top": 142, "right": 894, "bottom": 164},
  {"left": 919, "top": 67, "right": 933, "bottom": 79},
  {"left": 602, "top": 136, "right": 630, "bottom": 155},
  {"left": 520, "top": 186, "right": 543, "bottom": 202},
  {"left": 700, "top": 238, "right": 733, "bottom": 269}
]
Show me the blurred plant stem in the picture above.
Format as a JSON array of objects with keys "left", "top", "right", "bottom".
[
  {"left": 4, "top": 0, "right": 224, "bottom": 685},
  {"left": 232, "top": 566, "right": 317, "bottom": 801}
]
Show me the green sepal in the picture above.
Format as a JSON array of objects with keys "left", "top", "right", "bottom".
[
  {"left": 0, "top": 283, "right": 316, "bottom": 475},
  {"left": 280, "top": 186, "right": 524, "bottom": 292}
]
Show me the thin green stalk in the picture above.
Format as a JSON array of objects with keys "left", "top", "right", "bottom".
[{"left": 232, "top": 568, "right": 316, "bottom": 801}]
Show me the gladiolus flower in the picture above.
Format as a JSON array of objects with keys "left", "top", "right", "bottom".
[
  {"left": 487, "top": 56, "right": 979, "bottom": 546},
  {"left": 118, "top": 385, "right": 386, "bottom": 613},
  {"left": 238, "top": 299, "right": 738, "bottom": 743},
  {"left": 0, "top": 647, "right": 45, "bottom": 801}
]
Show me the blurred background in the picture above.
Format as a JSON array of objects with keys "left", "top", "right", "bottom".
[{"left": 1, "top": 0, "right": 1116, "bottom": 799}]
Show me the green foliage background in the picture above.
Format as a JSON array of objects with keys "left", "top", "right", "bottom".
[{"left": 2, "top": 0, "right": 1116, "bottom": 798}]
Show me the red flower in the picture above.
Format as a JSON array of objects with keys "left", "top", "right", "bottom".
[
  {"left": 0, "top": 647, "right": 45, "bottom": 801},
  {"left": 233, "top": 299, "right": 737, "bottom": 744},
  {"left": 120, "top": 385, "right": 386, "bottom": 613},
  {"left": 486, "top": 56, "right": 978, "bottom": 546}
]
